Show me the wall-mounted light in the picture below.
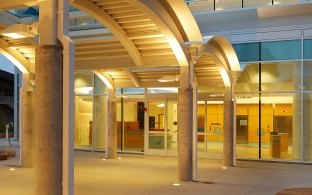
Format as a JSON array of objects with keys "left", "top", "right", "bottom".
[{"left": 1, "top": 23, "right": 38, "bottom": 39}]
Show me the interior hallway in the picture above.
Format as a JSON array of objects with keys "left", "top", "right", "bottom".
[{"left": 0, "top": 150, "right": 312, "bottom": 195}]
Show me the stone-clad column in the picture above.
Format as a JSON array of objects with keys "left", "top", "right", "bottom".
[
  {"left": 20, "top": 90, "right": 33, "bottom": 167},
  {"left": 178, "top": 87, "right": 193, "bottom": 181},
  {"left": 223, "top": 87, "right": 235, "bottom": 167},
  {"left": 35, "top": 45, "right": 63, "bottom": 195},
  {"left": 106, "top": 89, "right": 117, "bottom": 159}
]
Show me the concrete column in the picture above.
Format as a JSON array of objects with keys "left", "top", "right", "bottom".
[
  {"left": 34, "top": 45, "right": 63, "bottom": 195},
  {"left": 223, "top": 87, "right": 235, "bottom": 167},
  {"left": 178, "top": 87, "right": 193, "bottom": 181},
  {"left": 106, "top": 89, "right": 117, "bottom": 159},
  {"left": 20, "top": 90, "right": 33, "bottom": 167}
]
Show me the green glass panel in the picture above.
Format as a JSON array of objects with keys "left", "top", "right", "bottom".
[
  {"left": 233, "top": 43, "right": 260, "bottom": 62},
  {"left": 261, "top": 40, "right": 301, "bottom": 61}
]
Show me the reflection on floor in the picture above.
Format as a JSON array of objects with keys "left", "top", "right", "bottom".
[{"left": 75, "top": 141, "right": 295, "bottom": 161}]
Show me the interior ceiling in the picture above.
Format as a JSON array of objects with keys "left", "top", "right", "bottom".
[{"left": 0, "top": 0, "right": 228, "bottom": 89}]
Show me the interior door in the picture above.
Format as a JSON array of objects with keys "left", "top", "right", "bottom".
[{"left": 236, "top": 115, "right": 248, "bottom": 144}]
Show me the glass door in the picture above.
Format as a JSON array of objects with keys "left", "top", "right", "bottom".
[
  {"left": 147, "top": 100, "right": 166, "bottom": 155},
  {"left": 117, "top": 96, "right": 145, "bottom": 153},
  {"left": 146, "top": 99, "right": 178, "bottom": 156},
  {"left": 197, "top": 99, "right": 224, "bottom": 159}
]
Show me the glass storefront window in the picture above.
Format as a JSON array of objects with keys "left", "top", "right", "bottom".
[
  {"left": 167, "top": 101, "right": 178, "bottom": 151},
  {"left": 261, "top": 40, "right": 301, "bottom": 61},
  {"left": 273, "top": 0, "right": 298, "bottom": 4},
  {"left": 147, "top": 88, "right": 178, "bottom": 94},
  {"left": 188, "top": 1, "right": 214, "bottom": 12},
  {"left": 244, "top": 0, "right": 272, "bottom": 7},
  {"left": 75, "top": 71, "right": 93, "bottom": 95},
  {"left": 303, "top": 61, "right": 312, "bottom": 91},
  {"left": 235, "top": 93, "right": 301, "bottom": 161},
  {"left": 215, "top": 0, "right": 242, "bottom": 10},
  {"left": 236, "top": 94, "right": 259, "bottom": 159},
  {"left": 235, "top": 63, "right": 259, "bottom": 93},
  {"left": 303, "top": 92, "right": 312, "bottom": 161},
  {"left": 93, "top": 95, "right": 107, "bottom": 150},
  {"left": 261, "top": 62, "right": 301, "bottom": 92},
  {"left": 75, "top": 96, "right": 93, "bottom": 149},
  {"left": 303, "top": 39, "right": 312, "bottom": 59},
  {"left": 123, "top": 88, "right": 145, "bottom": 94}
]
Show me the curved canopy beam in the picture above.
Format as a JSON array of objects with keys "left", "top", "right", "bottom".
[
  {"left": 0, "top": 39, "right": 30, "bottom": 74},
  {"left": 190, "top": 35, "right": 240, "bottom": 86},
  {"left": 165, "top": 0, "right": 203, "bottom": 42},
  {"left": 206, "top": 35, "right": 240, "bottom": 72},
  {"left": 71, "top": 0, "right": 143, "bottom": 66},
  {"left": 92, "top": 70, "right": 114, "bottom": 89},
  {"left": 128, "top": 0, "right": 189, "bottom": 66}
]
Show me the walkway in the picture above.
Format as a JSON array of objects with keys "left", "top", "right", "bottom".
[{"left": 0, "top": 150, "right": 312, "bottom": 195}]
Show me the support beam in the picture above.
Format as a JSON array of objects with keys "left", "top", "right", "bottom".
[
  {"left": 106, "top": 89, "right": 117, "bottom": 159},
  {"left": 223, "top": 86, "right": 235, "bottom": 167}
]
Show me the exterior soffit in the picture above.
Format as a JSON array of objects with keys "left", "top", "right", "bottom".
[
  {"left": 129, "top": 0, "right": 189, "bottom": 66},
  {"left": 70, "top": 0, "right": 143, "bottom": 66}
]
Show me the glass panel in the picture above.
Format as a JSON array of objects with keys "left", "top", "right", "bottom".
[
  {"left": 197, "top": 101, "right": 206, "bottom": 152},
  {"left": 261, "top": 62, "right": 301, "bottom": 92},
  {"left": 303, "top": 93, "right": 312, "bottom": 161},
  {"left": 94, "top": 74, "right": 107, "bottom": 94},
  {"left": 273, "top": 0, "right": 298, "bottom": 4},
  {"left": 236, "top": 94, "right": 259, "bottom": 159},
  {"left": 261, "top": 93, "right": 301, "bottom": 160},
  {"left": 235, "top": 63, "right": 259, "bottom": 93},
  {"left": 115, "top": 88, "right": 122, "bottom": 94},
  {"left": 149, "top": 133, "right": 165, "bottom": 149},
  {"left": 206, "top": 102, "right": 224, "bottom": 154},
  {"left": 75, "top": 71, "right": 93, "bottom": 95},
  {"left": 75, "top": 96, "right": 93, "bottom": 149},
  {"left": 117, "top": 100, "right": 122, "bottom": 150},
  {"left": 216, "top": 0, "right": 242, "bottom": 11},
  {"left": 188, "top": 1, "right": 214, "bottom": 12},
  {"left": 147, "top": 88, "right": 178, "bottom": 94},
  {"left": 233, "top": 43, "right": 260, "bottom": 62},
  {"left": 93, "top": 95, "right": 108, "bottom": 150},
  {"left": 123, "top": 88, "right": 145, "bottom": 94},
  {"left": 244, "top": 0, "right": 272, "bottom": 7},
  {"left": 303, "top": 61, "right": 312, "bottom": 91},
  {"left": 148, "top": 101, "right": 165, "bottom": 150},
  {"left": 123, "top": 99, "right": 144, "bottom": 152},
  {"left": 261, "top": 40, "right": 301, "bottom": 61},
  {"left": 167, "top": 101, "right": 178, "bottom": 150},
  {"left": 303, "top": 39, "right": 312, "bottom": 59}
]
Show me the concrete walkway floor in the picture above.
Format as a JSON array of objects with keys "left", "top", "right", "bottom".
[{"left": 0, "top": 151, "right": 312, "bottom": 195}]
